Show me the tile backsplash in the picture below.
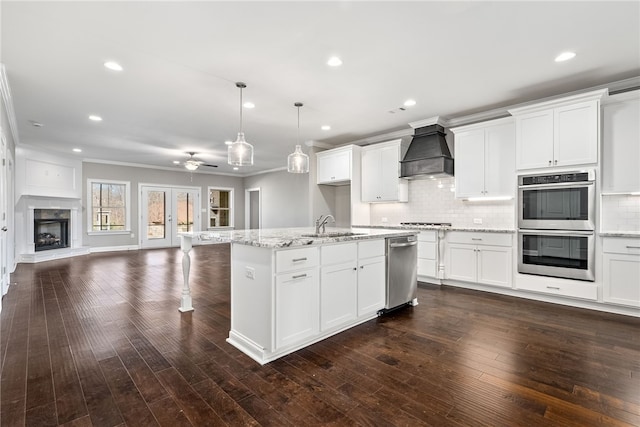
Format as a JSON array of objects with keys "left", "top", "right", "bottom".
[
  {"left": 369, "top": 177, "right": 515, "bottom": 229},
  {"left": 601, "top": 194, "right": 640, "bottom": 232}
]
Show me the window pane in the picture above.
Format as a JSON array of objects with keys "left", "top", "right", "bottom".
[
  {"left": 176, "top": 192, "right": 194, "bottom": 233},
  {"left": 146, "top": 191, "right": 165, "bottom": 239},
  {"left": 90, "top": 181, "right": 129, "bottom": 232}
]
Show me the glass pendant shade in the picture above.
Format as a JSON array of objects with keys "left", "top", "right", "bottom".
[
  {"left": 228, "top": 82, "right": 254, "bottom": 166},
  {"left": 184, "top": 160, "right": 199, "bottom": 171},
  {"left": 287, "top": 144, "right": 309, "bottom": 173},
  {"left": 228, "top": 132, "right": 254, "bottom": 166},
  {"left": 287, "top": 102, "right": 309, "bottom": 173}
]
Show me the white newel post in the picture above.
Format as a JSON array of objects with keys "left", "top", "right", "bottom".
[{"left": 179, "top": 234, "right": 194, "bottom": 312}]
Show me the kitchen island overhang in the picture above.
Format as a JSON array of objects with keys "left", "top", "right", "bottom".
[{"left": 179, "top": 227, "right": 419, "bottom": 364}]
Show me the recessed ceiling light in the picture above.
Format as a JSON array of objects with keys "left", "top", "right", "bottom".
[
  {"left": 104, "top": 61, "right": 123, "bottom": 71},
  {"left": 173, "top": 160, "right": 180, "bottom": 164},
  {"left": 225, "top": 140, "right": 233, "bottom": 145},
  {"left": 88, "top": 115, "right": 103, "bottom": 122},
  {"left": 404, "top": 99, "right": 417, "bottom": 107},
  {"left": 321, "top": 125, "right": 331, "bottom": 131},
  {"left": 555, "top": 51, "right": 576, "bottom": 62},
  {"left": 233, "top": 167, "right": 239, "bottom": 171},
  {"left": 29, "top": 120, "right": 43, "bottom": 127},
  {"left": 72, "top": 148, "right": 82, "bottom": 153},
  {"left": 243, "top": 102, "right": 255, "bottom": 109},
  {"left": 327, "top": 56, "right": 342, "bottom": 67}
]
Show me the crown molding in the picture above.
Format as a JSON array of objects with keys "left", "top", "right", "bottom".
[{"left": 82, "top": 158, "right": 243, "bottom": 177}]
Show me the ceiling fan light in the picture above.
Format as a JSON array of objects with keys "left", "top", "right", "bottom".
[
  {"left": 184, "top": 160, "right": 199, "bottom": 171},
  {"left": 228, "top": 132, "right": 254, "bottom": 166},
  {"left": 288, "top": 145, "right": 309, "bottom": 173}
]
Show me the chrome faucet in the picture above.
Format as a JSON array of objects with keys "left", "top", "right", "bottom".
[{"left": 315, "top": 214, "right": 335, "bottom": 234}]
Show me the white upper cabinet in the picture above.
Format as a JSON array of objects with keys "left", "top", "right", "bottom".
[
  {"left": 317, "top": 145, "right": 353, "bottom": 185},
  {"left": 602, "top": 91, "right": 640, "bottom": 193},
  {"left": 361, "top": 139, "right": 409, "bottom": 202},
  {"left": 509, "top": 89, "right": 606, "bottom": 171},
  {"left": 451, "top": 117, "right": 515, "bottom": 199}
]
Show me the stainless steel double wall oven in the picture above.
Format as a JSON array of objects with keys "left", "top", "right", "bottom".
[{"left": 518, "top": 170, "right": 596, "bottom": 281}]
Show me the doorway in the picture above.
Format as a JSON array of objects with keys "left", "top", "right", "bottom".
[
  {"left": 245, "top": 187, "right": 261, "bottom": 229},
  {"left": 1, "top": 133, "right": 7, "bottom": 297},
  {"left": 140, "top": 185, "right": 200, "bottom": 248}
]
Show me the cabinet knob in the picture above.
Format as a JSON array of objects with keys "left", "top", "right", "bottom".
[
  {"left": 554, "top": 160, "right": 558, "bottom": 165},
  {"left": 548, "top": 160, "right": 552, "bottom": 166}
]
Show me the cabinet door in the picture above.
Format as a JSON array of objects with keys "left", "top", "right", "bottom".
[
  {"left": 477, "top": 245, "right": 512, "bottom": 288},
  {"left": 357, "top": 256, "right": 386, "bottom": 317},
  {"left": 602, "top": 97, "right": 640, "bottom": 193},
  {"left": 317, "top": 150, "right": 351, "bottom": 184},
  {"left": 484, "top": 122, "right": 515, "bottom": 197},
  {"left": 379, "top": 144, "right": 401, "bottom": 201},
  {"left": 361, "top": 148, "right": 380, "bottom": 201},
  {"left": 454, "top": 130, "right": 486, "bottom": 198},
  {"left": 320, "top": 262, "right": 357, "bottom": 331},
  {"left": 275, "top": 269, "right": 319, "bottom": 349},
  {"left": 516, "top": 110, "right": 554, "bottom": 170},
  {"left": 446, "top": 243, "right": 477, "bottom": 282},
  {"left": 554, "top": 100, "right": 598, "bottom": 167},
  {"left": 603, "top": 253, "right": 640, "bottom": 307}
]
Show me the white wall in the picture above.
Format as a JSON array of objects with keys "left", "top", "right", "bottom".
[
  {"left": 244, "top": 169, "right": 309, "bottom": 229},
  {"left": 601, "top": 194, "right": 640, "bottom": 232},
  {"left": 369, "top": 176, "right": 515, "bottom": 229}
]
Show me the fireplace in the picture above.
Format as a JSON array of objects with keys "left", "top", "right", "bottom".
[{"left": 34, "top": 209, "right": 70, "bottom": 252}]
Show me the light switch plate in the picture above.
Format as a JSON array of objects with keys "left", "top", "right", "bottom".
[
  {"left": 245, "top": 267, "right": 255, "bottom": 280},
  {"left": 473, "top": 218, "right": 482, "bottom": 224}
]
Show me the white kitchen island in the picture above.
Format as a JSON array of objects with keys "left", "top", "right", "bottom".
[{"left": 179, "top": 227, "right": 417, "bottom": 364}]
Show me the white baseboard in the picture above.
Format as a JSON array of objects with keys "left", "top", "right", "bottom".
[
  {"left": 19, "top": 247, "right": 91, "bottom": 263},
  {"left": 90, "top": 245, "right": 139, "bottom": 253}
]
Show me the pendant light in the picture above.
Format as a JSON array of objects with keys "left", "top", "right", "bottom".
[
  {"left": 228, "top": 82, "right": 254, "bottom": 166},
  {"left": 287, "top": 102, "right": 309, "bottom": 174}
]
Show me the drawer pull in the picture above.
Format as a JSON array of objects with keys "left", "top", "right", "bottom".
[
  {"left": 626, "top": 246, "right": 640, "bottom": 249},
  {"left": 546, "top": 286, "right": 560, "bottom": 290},
  {"left": 292, "top": 257, "right": 308, "bottom": 262},
  {"left": 471, "top": 238, "right": 482, "bottom": 241},
  {"left": 292, "top": 273, "right": 307, "bottom": 279}
]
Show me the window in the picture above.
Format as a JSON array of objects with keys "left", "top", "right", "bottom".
[
  {"left": 208, "top": 187, "right": 233, "bottom": 228},
  {"left": 87, "top": 179, "right": 131, "bottom": 233}
]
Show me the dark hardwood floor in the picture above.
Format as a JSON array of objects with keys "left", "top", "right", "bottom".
[{"left": 1, "top": 244, "right": 639, "bottom": 426}]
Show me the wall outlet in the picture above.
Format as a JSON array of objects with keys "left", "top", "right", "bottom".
[
  {"left": 245, "top": 266, "right": 255, "bottom": 280},
  {"left": 130, "top": 233, "right": 135, "bottom": 238},
  {"left": 381, "top": 217, "right": 388, "bottom": 223},
  {"left": 473, "top": 218, "right": 483, "bottom": 224}
]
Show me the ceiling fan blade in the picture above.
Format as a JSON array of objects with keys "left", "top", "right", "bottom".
[{"left": 201, "top": 163, "right": 218, "bottom": 168}]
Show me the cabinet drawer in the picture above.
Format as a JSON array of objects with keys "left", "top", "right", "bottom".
[
  {"left": 418, "top": 259, "right": 436, "bottom": 278},
  {"left": 602, "top": 237, "right": 640, "bottom": 255},
  {"left": 447, "top": 231, "right": 512, "bottom": 247},
  {"left": 321, "top": 243, "right": 357, "bottom": 266},
  {"left": 418, "top": 242, "right": 436, "bottom": 260},
  {"left": 276, "top": 247, "right": 319, "bottom": 273},
  {"left": 516, "top": 279, "right": 597, "bottom": 301},
  {"left": 418, "top": 231, "right": 437, "bottom": 242},
  {"left": 359, "top": 239, "right": 385, "bottom": 259}
]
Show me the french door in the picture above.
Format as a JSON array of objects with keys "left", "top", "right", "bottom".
[{"left": 141, "top": 185, "right": 200, "bottom": 248}]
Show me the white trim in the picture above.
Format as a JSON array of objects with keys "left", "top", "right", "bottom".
[
  {"left": 19, "top": 246, "right": 91, "bottom": 263},
  {"left": 86, "top": 178, "right": 131, "bottom": 234},
  {"left": 508, "top": 88, "right": 608, "bottom": 116},
  {"left": 83, "top": 158, "right": 242, "bottom": 177},
  {"left": 0, "top": 64, "right": 20, "bottom": 145},
  {"left": 241, "top": 166, "right": 287, "bottom": 177},
  {"left": 90, "top": 245, "right": 139, "bottom": 253},
  {"left": 408, "top": 115, "right": 449, "bottom": 129}
]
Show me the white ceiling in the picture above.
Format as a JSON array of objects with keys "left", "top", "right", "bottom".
[{"left": 2, "top": 1, "right": 639, "bottom": 175}]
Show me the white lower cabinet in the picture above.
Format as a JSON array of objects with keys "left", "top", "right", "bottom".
[
  {"left": 602, "top": 237, "right": 640, "bottom": 308},
  {"left": 357, "top": 254, "right": 386, "bottom": 316},
  {"left": 445, "top": 232, "right": 512, "bottom": 288},
  {"left": 417, "top": 231, "right": 438, "bottom": 280},
  {"left": 320, "top": 243, "right": 358, "bottom": 331},
  {"left": 275, "top": 269, "right": 320, "bottom": 349}
]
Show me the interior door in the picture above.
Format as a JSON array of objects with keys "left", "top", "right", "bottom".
[
  {"left": 0, "top": 133, "right": 7, "bottom": 297},
  {"left": 141, "top": 186, "right": 199, "bottom": 248}
]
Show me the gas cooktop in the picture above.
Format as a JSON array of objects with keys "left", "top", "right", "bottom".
[{"left": 400, "top": 222, "right": 452, "bottom": 227}]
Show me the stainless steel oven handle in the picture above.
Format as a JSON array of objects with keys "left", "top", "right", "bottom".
[
  {"left": 518, "top": 181, "right": 594, "bottom": 190},
  {"left": 518, "top": 229, "right": 594, "bottom": 236}
]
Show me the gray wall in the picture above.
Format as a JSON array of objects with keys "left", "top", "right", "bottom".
[
  {"left": 243, "top": 169, "right": 310, "bottom": 229},
  {"left": 83, "top": 162, "right": 244, "bottom": 248}
]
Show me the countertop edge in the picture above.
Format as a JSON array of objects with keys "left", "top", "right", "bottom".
[{"left": 353, "top": 225, "right": 516, "bottom": 234}]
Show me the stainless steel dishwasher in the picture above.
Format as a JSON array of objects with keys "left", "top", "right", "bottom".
[{"left": 384, "top": 234, "right": 418, "bottom": 311}]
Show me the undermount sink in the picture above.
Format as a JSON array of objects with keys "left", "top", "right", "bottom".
[{"left": 300, "top": 232, "right": 365, "bottom": 238}]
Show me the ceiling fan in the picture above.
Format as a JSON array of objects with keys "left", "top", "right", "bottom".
[{"left": 182, "top": 152, "right": 218, "bottom": 171}]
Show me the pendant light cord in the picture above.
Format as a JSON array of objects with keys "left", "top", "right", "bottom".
[
  {"left": 297, "top": 105, "right": 300, "bottom": 143},
  {"left": 239, "top": 86, "right": 243, "bottom": 132}
]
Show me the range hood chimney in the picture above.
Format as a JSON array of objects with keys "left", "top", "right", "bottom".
[{"left": 400, "top": 124, "right": 454, "bottom": 179}]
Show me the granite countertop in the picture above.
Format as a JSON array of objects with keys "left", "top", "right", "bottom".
[
  {"left": 354, "top": 224, "right": 516, "bottom": 233},
  {"left": 599, "top": 231, "right": 640, "bottom": 238},
  {"left": 186, "top": 227, "right": 418, "bottom": 249}
]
